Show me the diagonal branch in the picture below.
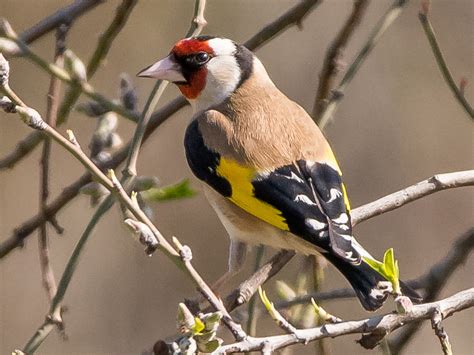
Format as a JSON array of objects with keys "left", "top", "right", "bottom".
[
  {"left": 318, "top": 0, "right": 409, "bottom": 129},
  {"left": 388, "top": 227, "right": 474, "bottom": 353},
  {"left": 312, "top": 0, "right": 369, "bottom": 119},
  {"left": 38, "top": 24, "right": 68, "bottom": 310},
  {"left": 19, "top": 0, "right": 104, "bottom": 47},
  {"left": 217, "top": 288, "right": 474, "bottom": 353},
  {"left": 418, "top": 2, "right": 473, "bottom": 120},
  {"left": 57, "top": 0, "right": 138, "bottom": 125},
  {"left": 351, "top": 170, "right": 474, "bottom": 226},
  {"left": 0, "top": 0, "right": 139, "bottom": 170}
]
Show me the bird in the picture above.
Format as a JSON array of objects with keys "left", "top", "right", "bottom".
[{"left": 138, "top": 36, "right": 422, "bottom": 311}]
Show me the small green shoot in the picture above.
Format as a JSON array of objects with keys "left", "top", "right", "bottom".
[
  {"left": 363, "top": 248, "right": 401, "bottom": 295},
  {"left": 142, "top": 179, "right": 196, "bottom": 202}
]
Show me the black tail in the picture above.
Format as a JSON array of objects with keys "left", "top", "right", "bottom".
[{"left": 325, "top": 254, "right": 423, "bottom": 311}]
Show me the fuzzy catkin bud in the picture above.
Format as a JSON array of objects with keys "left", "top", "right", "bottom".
[{"left": 0, "top": 53, "right": 10, "bottom": 86}]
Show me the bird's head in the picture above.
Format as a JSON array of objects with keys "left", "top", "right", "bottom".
[{"left": 138, "top": 36, "right": 254, "bottom": 111}]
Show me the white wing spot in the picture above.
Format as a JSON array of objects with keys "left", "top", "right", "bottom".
[
  {"left": 369, "top": 288, "right": 386, "bottom": 300},
  {"left": 345, "top": 251, "right": 358, "bottom": 262},
  {"left": 294, "top": 194, "right": 316, "bottom": 205},
  {"left": 328, "top": 188, "right": 343, "bottom": 203},
  {"left": 305, "top": 218, "right": 326, "bottom": 231},
  {"left": 333, "top": 213, "right": 349, "bottom": 224},
  {"left": 281, "top": 171, "right": 305, "bottom": 184}
]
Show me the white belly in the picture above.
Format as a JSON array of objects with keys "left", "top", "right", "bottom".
[{"left": 203, "top": 185, "right": 324, "bottom": 256}]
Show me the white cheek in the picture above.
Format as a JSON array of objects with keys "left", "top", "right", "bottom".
[
  {"left": 193, "top": 56, "right": 240, "bottom": 112},
  {"left": 208, "top": 38, "right": 236, "bottom": 56},
  {"left": 207, "top": 57, "right": 240, "bottom": 88}
]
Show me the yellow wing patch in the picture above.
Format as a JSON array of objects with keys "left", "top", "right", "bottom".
[
  {"left": 341, "top": 182, "right": 351, "bottom": 211},
  {"left": 216, "top": 158, "right": 289, "bottom": 231}
]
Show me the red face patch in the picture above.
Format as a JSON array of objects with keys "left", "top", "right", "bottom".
[
  {"left": 172, "top": 39, "right": 213, "bottom": 99},
  {"left": 177, "top": 68, "right": 207, "bottom": 99},
  {"left": 172, "top": 38, "right": 213, "bottom": 57}
]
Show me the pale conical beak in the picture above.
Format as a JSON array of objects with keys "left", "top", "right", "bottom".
[{"left": 137, "top": 55, "right": 186, "bottom": 83}]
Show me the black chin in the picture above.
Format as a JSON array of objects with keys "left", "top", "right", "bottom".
[{"left": 174, "top": 80, "right": 188, "bottom": 85}]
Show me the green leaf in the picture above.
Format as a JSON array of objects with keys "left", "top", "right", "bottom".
[
  {"left": 142, "top": 179, "right": 196, "bottom": 202},
  {"left": 363, "top": 256, "right": 385, "bottom": 276},
  {"left": 363, "top": 248, "right": 401, "bottom": 295},
  {"left": 383, "top": 248, "right": 400, "bottom": 294}
]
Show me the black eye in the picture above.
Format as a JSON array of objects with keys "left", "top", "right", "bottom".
[
  {"left": 185, "top": 52, "right": 210, "bottom": 67},
  {"left": 195, "top": 52, "right": 209, "bottom": 64}
]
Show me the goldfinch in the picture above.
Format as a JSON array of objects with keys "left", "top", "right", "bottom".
[{"left": 138, "top": 36, "right": 421, "bottom": 311}]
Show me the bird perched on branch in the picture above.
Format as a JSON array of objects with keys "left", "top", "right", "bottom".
[{"left": 138, "top": 36, "right": 421, "bottom": 311}]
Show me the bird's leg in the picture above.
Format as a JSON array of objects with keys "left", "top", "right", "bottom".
[{"left": 212, "top": 239, "right": 248, "bottom": 292}]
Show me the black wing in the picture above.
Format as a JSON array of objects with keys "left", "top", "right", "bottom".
[{"left": 253, "top": 160, "right": 359, "bottom": 263}]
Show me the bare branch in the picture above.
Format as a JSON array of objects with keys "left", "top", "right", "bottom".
[
  {"left": 0, "top": 0, "right": 138, "bottom": 170},
  {"left": 351, "top": 170, "right": 474, "bottom": 226},
  {"left": 244, "top": 0, "right": 322, "bottom": 50},
  {"left": 217, "top": 288, "right": 474, "bottom": 353},
  {"left": 389, "top": 227, "right": 474, "bottom": 353},
  {"left": 223, "top": 250, "right": 296, "bottom": 312},
  {"left": 312, "top": 0, "right": 369, "bottom": 119},
  {"left": 58, "top": 0, "right": 138, "bottom": 125},
  {"left": 430, "top": 307, "right": 453, "bottom": 355},
  {"left": 318, "top": 0, "right": 409, "bottom": 129},
  {"left": 18, "top": 0, "right": 104, "bottom": 47},
  {"left": 418, "top": 3, "right": 474, "bottom": 119},
  {"left": 0, "top": 21, "right": 138, "bottom": 122},
  {"left": 38, "top": 24, "right": 68, "bottom": 310}
]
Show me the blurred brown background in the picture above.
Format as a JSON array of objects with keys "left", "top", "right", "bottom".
[{"left": 0, "top": 0, "right": 473, "bottom": 354}]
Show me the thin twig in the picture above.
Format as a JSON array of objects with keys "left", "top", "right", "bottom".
[
  {"left": 430, "top": 307, "right": 453, "bottom": 355},
  {"left": 38, "top": 24, "right": 68, "bottom": 309},
  {"left": 0, "top": 20, "right": 138, "bottom": 122},
  {"left": 244, "top": 0, "right": 322, "bottom": 50},
  {"left": 57, "top": 0, "right": 138, "bottom": 125},
  {"left": 217, "top": 288, "right": 474, "bottom": 353},
  {"left": 418, "top": 3, "right": 473, "bottom": 119},
  {"left": 351, "top": 170, "right": 474, "bottom": 226},
  {"left": 388, "top": 227, "right": 474, "bottom": 354},
  {"left": 0, "top": 98, "right": 186, "bottom": 258},
  {"left": 312, "top": 0, "right": 369, "bottom": 119},
  {"left": 0, "top": 0, "right": 321, "bottom": 257},
  {"left": 318, "top": 0, "right": 409, "bottom": 129},
  {"left": 246, "top": 245, "right": 265, "bottom": 336},
  {"left": 19, "top": 0, "right": 104, "bottom": 47},
  {"left": 0, "top": 0, "right": 138, "bottom": 170},
  {"left": 222, "top": 250, "right": 296, "bottom": 312}
]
